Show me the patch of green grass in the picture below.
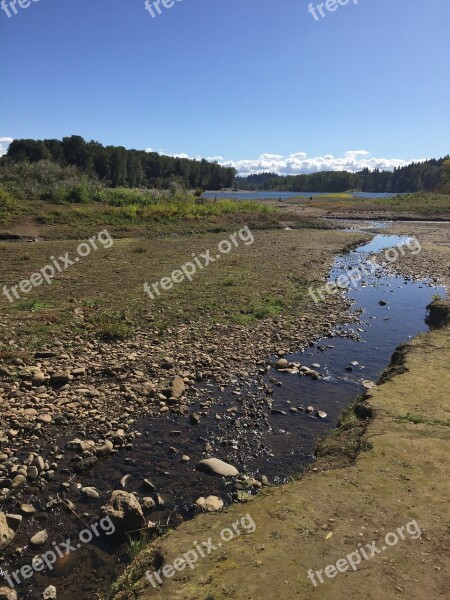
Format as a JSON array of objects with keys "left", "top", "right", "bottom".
[
  {"left": 126, "top": 532, "right": 151, "bottom": 560},
  {"left": 93, "top": 311, "right": 134, "bottom": 342},
  {"left": 13, "top": 299, "right": 55, "bottom": 312},
  {"left": 315, "top": 193, "right": 354, "bottom": 200},
  {"left": 399, "top": 412, "right": 426, "bottom": 424},
  {"left": 27, "top": 192, "right": 276, "bottom": 227},
  {"left": 81, "top": 298, "right": 101, "bottom": 308},
  {"left": 230, "top": 313, "right": 255, "bottom": 325},
  {"left": 245, "top": 296, "right": 285, "bottom": 320},
  {"left": 397, "top": 413, "right": 450, "bottom": 427},
  {"left": 6, "top": 195, "right": 280, "bottom": 241}
]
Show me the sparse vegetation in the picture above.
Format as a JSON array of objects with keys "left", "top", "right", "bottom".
[
  {"left": 126, "top": 533, "right": 152, "bottom": 560},
  {"left": 397, "top": 412, "right": 450, "bottom": 427},
  {"left": 93, "top": 311, "right": 134, "bottom": 342}
]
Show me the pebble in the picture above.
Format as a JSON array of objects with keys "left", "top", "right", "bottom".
[
  {"left": 42, "top": 585, "right": 57, "bottom": 599},
  {"left": 81, "top": 487, "right": 100, "bottom": 499},
  {"left": 30, "top": 529, "right": 48, "bottom": 547},
  {"left": 37, "top": 414, "right": 52, "bottom": 424},
  {"left": 142, "top": 497, "right": 156, "bottom": 510},
  {"left": 196, "top": 495, "right": 224, "bottom": 512},
  {"left": 26, "top": 466, "right": 39, "bottom": 480},
  {"left": 362, "top": 380, "right": 376, "bottom": 389},
  {"left": 197, "top": 458, "right": 239, "bottom": 477},
  {"left": 20, "top": 503, "right": 36, "bottom": 515},
  {"left": 0, "top": 587, "right": 17, "bottom": 600}
]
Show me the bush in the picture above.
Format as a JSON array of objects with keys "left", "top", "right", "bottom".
[
  {"left": 0, "top": 188, "right": 16, "bottom": 207},
  {"left": 67, "top": 183, "right": 90, "bottom": 203},
  {"left": 0, "top": 160, "right": 103, "bottom": 203},
  {"left": 0, "top": 188, "right": 21, "bottom": 223}
]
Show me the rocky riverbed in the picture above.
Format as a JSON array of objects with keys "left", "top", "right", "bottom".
[
  {"left": 1, "top": 226, "right": 371, "bottom": 599},
  {"left": 1, "top": 222, "right": 447, "bottom": 599}
]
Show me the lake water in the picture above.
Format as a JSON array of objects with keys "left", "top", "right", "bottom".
[{"left": 203, "top": 191, "right": 398, "bottom": 200}]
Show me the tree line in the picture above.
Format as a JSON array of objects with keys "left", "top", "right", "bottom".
[
  {"left": 235, "top": 157, "right": 449, "bottom": 193},
  {"left": 3, "top": 137, "right": 448, "bottom": 194},
  {"left": 3, "top": 136, "right": 236, "bottom": 191}
]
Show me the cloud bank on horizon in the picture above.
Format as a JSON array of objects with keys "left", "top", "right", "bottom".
[
  {"left": 146, "top": 148, "right": 426, "bottom": 176},
  {"left": 1, "top": 137, "right": 424, "bottom": 177}
]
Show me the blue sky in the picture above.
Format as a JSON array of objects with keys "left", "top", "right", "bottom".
[{"left": 1, "top": 0, "right": 449, "bottom": 175}]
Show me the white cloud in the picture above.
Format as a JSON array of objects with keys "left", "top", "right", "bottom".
[
  {"left": 144, "top": 147, "right": 424, "bottom": 176},
  {"left": 145, "top": 147, "right": 205, "bottom": 161},
  {"left": 0, "top": 136, "right": 13, "bottom": 157},
  {"left": 344, "top": 150, "right": 371, "bottom": 158},
  {"left": 218, "top": 150, "right": 427, "bottom": 176}
]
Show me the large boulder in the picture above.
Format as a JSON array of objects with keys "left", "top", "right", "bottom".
[
  {"left": 101, "top": 491, "right": 145, "bottom": 536},
  {"left": 161, "top": 375, "right": 186, "bottom": 401},
  {"left": 197, "top": 458, "right": 239, "bottom": 478}
]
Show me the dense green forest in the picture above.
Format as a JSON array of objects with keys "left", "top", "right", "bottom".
[
  {"left": 2, "top": 137, "right": 448, "bottom": 194},
  {"left": 236, "top": 157, "right": 450, "bottom": 193},
  {"left": 2, "top": 136, "right": 236, "bottom": 190}
]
